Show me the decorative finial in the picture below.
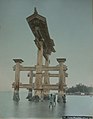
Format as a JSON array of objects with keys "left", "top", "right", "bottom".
[{"left": 34, "top": 7, "right": 38, "bottom": 14}]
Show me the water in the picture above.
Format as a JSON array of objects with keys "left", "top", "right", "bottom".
[{"left": 0, "top": 91, "right": 93, "bottom": 118}]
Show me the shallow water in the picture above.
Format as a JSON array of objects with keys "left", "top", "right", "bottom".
[{"left": 0, "top": 91, "right": 93, "bottom": 118}]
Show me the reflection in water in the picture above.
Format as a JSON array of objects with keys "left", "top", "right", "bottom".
[
  {"left": 57, "top": 102, "right": 66, "bottom": 117},
  {"left": 12, "top": 100, "right": 67, "bottom": 118},
  {"left": 13, "top": 101, "right": 20, "bottom": 117},
  {"left": 0, "top": 92, "right": 93, "bottom": 118},
  {"left": 62, "top": 103, "right": 66, "bottom": 116}
]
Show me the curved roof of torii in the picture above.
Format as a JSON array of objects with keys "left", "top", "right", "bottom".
[{"left": 26, "top": 8, "right": 56, "bottom": 60}]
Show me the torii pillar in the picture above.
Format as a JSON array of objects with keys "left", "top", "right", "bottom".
[
  {"left": 26, "top": 70, "right": 33, "bottom": 100},
  {"left": 13, "top": 59, "right": 23, "bottom": 102},
  {"left": 57, "top": 58, "right": 66, "bottom": 103},
  {"left": 34, "top": 40, "right": 43, "bottom": 98},
  {"left": 43, "top": 54, "right": 50, "bottom": 96}
]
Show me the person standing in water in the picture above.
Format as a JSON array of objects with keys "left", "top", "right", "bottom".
[
  {"left": 53, "top": 94, "right": 56, "bottom": 106},
  {"left": 49, "top": 94, "right": 54, "bottom": 108}
]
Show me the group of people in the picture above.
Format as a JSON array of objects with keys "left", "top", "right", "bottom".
[{"left": 49, "top": 93, "right": 56, "bottom": 108}]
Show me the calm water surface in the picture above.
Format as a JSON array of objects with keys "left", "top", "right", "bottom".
[{"left": 0, "top": 91, "right": 93, "bottom": 118}]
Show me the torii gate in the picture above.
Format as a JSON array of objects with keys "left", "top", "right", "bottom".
[{"left": 12, "top": 8, "right": 68, "bottom": 102}]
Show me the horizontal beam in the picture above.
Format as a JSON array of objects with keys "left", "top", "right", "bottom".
[
  {"left": 43, "top": 84, "right": 58, "bottom": 90},
  {"left": 12, "top": 83, "right": 59, "bottom": 90},
  {"left": 20, "top": 66, "right": 35, "bottom": 71},
  {"left": 12, "top": 83, "right": 32, "bottom": 89},
  {"left": 49, "top": 73, "right": 59, "bottom": 77},
  {"left": 43, "top": 66, "right": 60, "bottom": 71},
  {"left": 13, "top": 65, "right": 60, "bottom": 71},
  {"left": 32, "top": 73, "right": 68, "bottom": 77},
  {"left": 32, "top": 73, "right": 59, "bottom": 77},
  {"left": 13, "top": 65, "right": 67, "bottom": 72}
]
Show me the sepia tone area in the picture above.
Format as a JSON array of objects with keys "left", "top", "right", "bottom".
[{"left": 12, "top": 8, "right": 68, "bottom": 103}]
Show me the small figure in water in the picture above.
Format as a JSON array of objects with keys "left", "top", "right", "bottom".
[
  {"left": 49, "top": 94, "right": 54, "bottom": 108},
  {"left": 53, "top": 94, "right": 56, "bottom": 106}
]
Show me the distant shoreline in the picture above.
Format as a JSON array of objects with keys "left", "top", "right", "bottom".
[{"left": 67, "top": 93, "right": 93, "bottom": 96}]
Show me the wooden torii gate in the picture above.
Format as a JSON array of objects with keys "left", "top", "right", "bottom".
[{"left": 12, "top": 8, "right": 68, "bottom": 102}]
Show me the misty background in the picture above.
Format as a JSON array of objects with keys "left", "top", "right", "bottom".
[{"left": 0, "top": 0, "right": 93, "bottom": 91}]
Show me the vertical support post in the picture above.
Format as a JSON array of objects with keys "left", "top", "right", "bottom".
[
  {"left": 35, "top": 40, "right": 43, "bottom": 98},
  {"left": 43, "top": 54, "right": 50, "bottom": 96},
  {"left": 13, "top": 59, "right": 23, "bottom": 102},
  {"left": 29, "top": 71, "right": 33, "bottom": 88},
  {"left": 57, "top": 58, "right": 66, "bottom": 103},
  {"left": 26, "top": 71, "right": 33, "bottom": 101}
]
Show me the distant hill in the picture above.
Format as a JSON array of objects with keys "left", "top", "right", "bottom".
[{"left": 66, "top": 83, "right": 93, "bottom": 95}]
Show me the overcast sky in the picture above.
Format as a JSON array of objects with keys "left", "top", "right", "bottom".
[{"left": 0, "top": 0, "right": 93, "bottom": 91}]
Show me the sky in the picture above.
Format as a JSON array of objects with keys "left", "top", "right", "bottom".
[{"left": 0, "top": 0, "right": 93, "bottom": 91}]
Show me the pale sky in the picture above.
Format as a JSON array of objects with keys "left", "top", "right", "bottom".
[{"left": 0, "top": 0, "right": 93, "bottom": 91}]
